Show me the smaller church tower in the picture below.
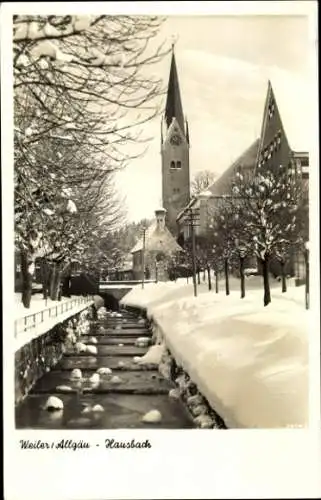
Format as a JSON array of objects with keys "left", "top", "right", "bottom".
[
  {"left": 130, "top": 206, "right": 183, "bottom": 282},
  {"left": 161, "top": 45, "right": 190, "bottom": 236}
]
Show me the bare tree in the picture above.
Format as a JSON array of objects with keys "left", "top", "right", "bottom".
[
  {"left": 191, "top": 170, "right": 217, "bottom": 197},
  {"left": 231, "top": 161, "right": 305, "bottom": 306},
  {"left": 14, "top": 15, "right": 170, "bottom": 307}
]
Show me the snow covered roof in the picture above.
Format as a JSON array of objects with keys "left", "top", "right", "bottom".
[{"left": 131, "top": 219, "right": 182, "bottom": 254}]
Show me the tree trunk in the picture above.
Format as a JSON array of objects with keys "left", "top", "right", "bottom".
[
  {"left": 203, "top": 268, "right": 206, "bottom": 282},
  {"left": 215, "top": 270, "right": 219, "bottom": 293},
  {"left": 240, "top": 256, "right": 245, "bottom": 298},
  {"left": 197, "top": 266, "right": 201, "bottom": 285},
  {"left": 20, "top": 250, "right": 34, "bottom": 308},
  {"left": 49, "top": 265, "right": 55, "bottom": 299},
  {"left": 224, "top": 258, "right": 230, "bottom": 296},
  {"left": 61, "top": 275, "right": 71, "bottom": 298},
  {"left": 280, "top": 261, "right": 287, "bottom": 293},
  {"left": 41, "top": 259, "right": 50, "bottom": 301},
  {"left": 260, "top": 256, "right": 271, "bottom": 306},
  {"left": 207, "top": 265, "right": 212, "bottom": 291},
  {"left": 49, "top": 261, "right": 62, "bottom": 300}
]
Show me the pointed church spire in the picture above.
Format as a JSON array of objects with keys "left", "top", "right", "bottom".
[
  {"left": 255, "top": 79, "right": 291, "bottom": 174},
  {"left": 164, "top": 44, "right": 185, "bottom": 134}
]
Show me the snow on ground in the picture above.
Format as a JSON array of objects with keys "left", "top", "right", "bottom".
[
  {"left": 14, "top": 293, "right": 80, "bottom": 320},
  {"left": 121, "top": 278, "right": 309, "bottom": 429}
]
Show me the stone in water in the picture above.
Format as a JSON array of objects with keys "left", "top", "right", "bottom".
[
  {"left": 97, "top": 367, "right": 112, "bottom": 375},
  {"left": 70, "top": 368, "right": 82, "bottom": 379},
  {"left": 44, "top": 396, "right": 64, "bottom": 411},
  {"left": 56, "top": 385, "right": 73, "bottom": 393},
  {"left": 191, "top": 404, "right": 208, "bottom": 417},
  {"left": 141, "top": 409, "right": 162, "bottom": 424},
  {"left": 92, "top": 404, "right": 104, "bottom": 412},
  {"left": 86, "top": 345, "right": 98, "bottom": 355},
  {"left": 168, "top": 388, "right": 180, "bottom": 399},
  {"left": 194, "top": 415, "right": 213, "bottom": 429},
  {"left": 110, "top": 375, "right": 122, "bottom": 384},
  {"left": 135, "top": 337, "right": 150, "bottom": 347},
  {"left": 75, "top": 342, "right": 87, "bottom": 353},
  {"left": 89, "top": 373, "right": 100, "bottom": 384},
  {"left": 187, "top": 394, "right": 204, "bottom": 407}
]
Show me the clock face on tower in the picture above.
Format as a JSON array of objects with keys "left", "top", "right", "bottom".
[{"left": 170, "top": 134, "right": 182, "bottom": 146}]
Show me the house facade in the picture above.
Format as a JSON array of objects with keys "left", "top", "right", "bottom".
[{"left": 131, "top": 208, "right": 183, "bottom": 281}]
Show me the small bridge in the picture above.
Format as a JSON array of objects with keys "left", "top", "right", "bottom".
[
  {"left": 99, "top": 280, "right": 157, "bottom": 289},
  {"left": 68, "top": 275, "right": 157, "bottom": 310},
  {"left": 98, "top": 280, "right": 157, "bottom": 310}
]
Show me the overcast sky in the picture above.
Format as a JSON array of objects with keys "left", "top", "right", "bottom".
[{"left": 115, "top": 14, "right": 313, "bottom": 222}]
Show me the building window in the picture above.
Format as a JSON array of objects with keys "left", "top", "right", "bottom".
[
  {"left": 170, "top": 161, "right": 182, "bottom": 170},
  {"left": 173, "top": 188, "right": 180, "bottom": 194}
]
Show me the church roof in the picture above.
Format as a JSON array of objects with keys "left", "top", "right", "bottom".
[
  {"left": 164, "top": 47, "right": 185, "bottom": 134},
  {"left": 130, "top": 219, "right": 182, "bottom": 254},
  {"left": 207, "top": 138, "right": 260, "bottom": 196}
]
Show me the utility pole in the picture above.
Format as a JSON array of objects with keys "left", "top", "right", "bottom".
[
  {"left": 141, "top": 226, "right": 146, "bottom": 289},
  {"left": 186, "top": 208, "right": 200, "bottom": 297}
]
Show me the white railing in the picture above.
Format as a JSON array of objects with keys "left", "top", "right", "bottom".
[{"left": 14, "top": 296, "right": 93, "bottom": 337}]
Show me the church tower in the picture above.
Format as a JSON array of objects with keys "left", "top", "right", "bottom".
[{"left": 161, "top": 45, "right": 190, "bottom": 236}]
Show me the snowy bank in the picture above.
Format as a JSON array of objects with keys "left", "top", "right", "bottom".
[
  {"left": 14, "top": 294, "right": 94, "bottom": 351},
  {"left": 121, "top": 280, "right": 309, "bottom": 429}
]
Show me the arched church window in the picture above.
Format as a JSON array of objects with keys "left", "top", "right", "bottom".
[
  {"left": 176, "top": 161, "right": 182, "bottom": 169},
  {"left": 170, "top": 161, "right": 175, "bottom": 169}
]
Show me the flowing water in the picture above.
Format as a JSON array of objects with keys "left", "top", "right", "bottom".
[{"left": 15, "top": 309, "right": 194, "bottom": 429}]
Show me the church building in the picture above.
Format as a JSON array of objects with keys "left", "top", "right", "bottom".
[
  {"left": 130, "top": 47, "right": 188, "bottom": 281},
  {"left": 161, "top": 46, "right": 191, "bottom": 236}
]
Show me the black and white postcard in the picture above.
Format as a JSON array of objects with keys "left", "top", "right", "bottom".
[{"left": 2, "top": 1, "right": 320, "bottom": 499}]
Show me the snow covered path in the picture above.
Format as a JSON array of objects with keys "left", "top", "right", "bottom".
[
  {"left": 14, "top": 294, "right": 94, "bottom": 351},
  {"left": 120, "top": 279, "right": 309, "bottom": 429}
]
